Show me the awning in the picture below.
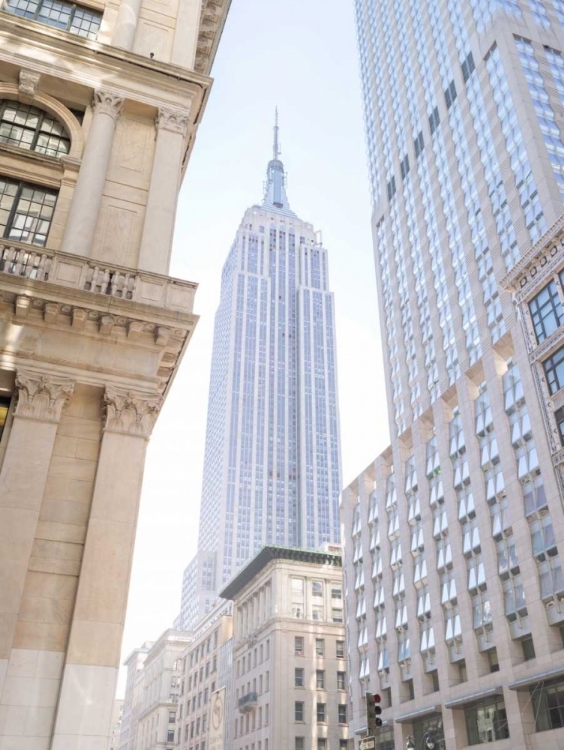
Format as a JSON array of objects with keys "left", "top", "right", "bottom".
[
  {"left": 509, "top": 665, "right": 564, "bottom": 691},
  {"left": 395, "top": 705, "right": 442, "bottom": 723},
  {"left": 445, "top": 686, "right": 502, "bottom": 709}
]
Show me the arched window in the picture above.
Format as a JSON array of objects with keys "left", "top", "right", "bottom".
[{"left": 0, "top": 101, "right": 70, "bottom": 157}]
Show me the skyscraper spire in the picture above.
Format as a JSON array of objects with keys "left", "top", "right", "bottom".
[
  {"left": 273, "top": 107, "right": 280, "bottom": 159},
  {"left": 263, "top": 108, "right": 291, "bottom": 211}
]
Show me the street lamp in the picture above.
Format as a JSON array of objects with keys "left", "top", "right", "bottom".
[{"left": 406, "top": 733, "right": 436, "bottom": 750}]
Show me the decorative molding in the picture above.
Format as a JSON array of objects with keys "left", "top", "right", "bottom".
[
  {"left": 104, "top": 386, "right": 162, "bottom": 438},
  {"left": 501, "top": 218, "right": 564, "bottom": 300},
  {"left": 15, "top": 369, "right": 74, "bottom": 422},
  {"left": 18, "top": 69, "right": 41, "bottom": 99},
  {"left": 93, "top": 89, "right": 124, "bottom": 122},
  {"left": 157, "top": 106, "right": 190, "bottom": 136}
]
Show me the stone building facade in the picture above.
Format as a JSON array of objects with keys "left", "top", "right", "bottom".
[
  {"left": 343, "top": 1, "right": 564, "bottom": 749},
  {"left": 220, "top": 546, "right": 349, "bottom": 750},
  {"left": 176, "top": 601, "right": 233, "bottom": 750},
  {"left": 0, "top": 0, "right": 230, "bottom": 745}
]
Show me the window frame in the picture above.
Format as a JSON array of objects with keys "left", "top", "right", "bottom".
[
  {"left": 4, "top": 0, "right": 102, "bottom": 39},
  {"left": 529, "top": 280, "right": 564, "bottom": 343},
  {"left": 0, "top": 176, "right": 58, "bottom": 247},
  {"left": 543, "top": 345, "right": 564, "bottom": 395}
]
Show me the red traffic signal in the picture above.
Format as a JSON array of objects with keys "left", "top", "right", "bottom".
[
  {"left": 373, "top": 693, "right": 382, "bottom": 726},
  {"left": 366, "top": 693, "right": 383, "bottom": 732}
]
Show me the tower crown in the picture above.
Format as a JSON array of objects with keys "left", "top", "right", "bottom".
[{"left": 263, "top": 108, "right": 291, "bottom": 211}]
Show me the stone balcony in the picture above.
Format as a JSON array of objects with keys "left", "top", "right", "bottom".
[
  {"left": 0, "top": 240, "right": 197, "bottom": 314},
  {"left": 238, "top": 692, "right": 258, "bottom": 713}
]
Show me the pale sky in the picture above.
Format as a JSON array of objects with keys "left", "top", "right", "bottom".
[{"left": 118, "top": 0, "right": 390, "bottom": 695}]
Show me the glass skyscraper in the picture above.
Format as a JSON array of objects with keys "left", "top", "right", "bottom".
[
  {"left": 180, "top": 119, "right": 342, "bottom": 630},
  {"left": 343, "top": 2, "right": 564, "bottom": 749}
]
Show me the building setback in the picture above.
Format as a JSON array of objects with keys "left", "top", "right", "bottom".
[
  {"left": 220, "top": 545, "right": 348, "bottom": 750},
  {"left": 0, "top": 0, "right": 230, "bottom": 746},
  {"left": 180, "top": 120, "right": 342, "bottom": 630},
  {"left": 343, "top": 1, "right": 564, "bottom": 749}
]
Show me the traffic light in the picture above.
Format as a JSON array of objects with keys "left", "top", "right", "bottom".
[{"left": 366, "top": 692, "right": 382, "bottom": 735}]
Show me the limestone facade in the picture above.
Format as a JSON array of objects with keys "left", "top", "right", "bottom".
[
  {"left": 0, "top": 0, "right": 230, "bottom": 744},
  {"left": 220, "top": 546, "right": 349, "bottom": 750}
]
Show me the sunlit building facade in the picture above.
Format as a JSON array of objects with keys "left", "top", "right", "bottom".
[
  {"left": 343, "top": 2, "right": 564, "bottom": 749},
  {"left": 180, "top": 124, "right": 342, "bottom": 630}
]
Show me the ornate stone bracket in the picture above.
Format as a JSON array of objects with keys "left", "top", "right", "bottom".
[
  {"left": 104, "top": 386, "right": 162, "bottom": 438},
  {"left": 18, "top": 69, "right": 41, "bottom": 100},
  {"left": 93, "top": 89, "right": 124, "bottom": 122},
  {"left": 157, "top": 106, "right": 190, "bottom": 136},
  {"left": 15, "top": 369, "right": 74, "bottom": 423}
]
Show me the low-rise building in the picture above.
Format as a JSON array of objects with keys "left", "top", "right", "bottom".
[
  {"left": 176, "top": 601, "right": 233, "bottom": 750},
  {"left": 220, "top": 545, "right": 349, "bottom": 750},
  {"left": 119, "top": 630, "right": 192, "bottom": 750},
  {"left": 108, "top": 700, "right": 124, "bottom": 750}
]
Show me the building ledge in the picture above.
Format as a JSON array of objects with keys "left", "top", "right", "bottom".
[
  {"left": 508, "top": 666, "right": 564, "bottom": 691},
  {"left": 444, "top": 686, "right": 502, "bottom": 709},
  {"left": 394, "top": 705, "right": 442, "bottom": 723}
]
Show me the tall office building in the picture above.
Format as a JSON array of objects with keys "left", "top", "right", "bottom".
[
  {"left": 342, "top": 2, "right": 564, "bottom": 749},
  {"left": 180, "top": 120, "right": 342, "bottom": 629},
  {"left": 0, "top": 0, "right": 229, "bottom": 746}
]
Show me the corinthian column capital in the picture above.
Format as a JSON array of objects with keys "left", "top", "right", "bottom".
[
  {"left": 93, "top": 89, "right": 124, "bottom": 121},
  {"left": 104, "top": 386, "right": 162, "bottom": 438},
  {"left": 157, "top": 106, "right": 190, "bottom": 135},
  {"left": 15, "top": 369, "right": 75, "bottom": 423}
]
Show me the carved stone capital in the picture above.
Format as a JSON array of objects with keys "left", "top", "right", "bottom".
[
  {"left": 19, "top": 69, "right": 41, "bottom": 100},
  {"left": 157, "top": 106, "right": 190, "bottom": 136},
  {"left": 93, "top": 89, "right": 124, "bottom": 122},
  {"left": 15, "top": 369, "right": 74, "bottom": 423},
  {"left": 104, "top": 386, "right": 162, "bottom": 438}
]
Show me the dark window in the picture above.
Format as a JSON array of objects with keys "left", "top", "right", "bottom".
[
  {"left": 316, "top": 670, "right": 325, "bottom": 689},
  {"left": 488, "top": 649, "right": 500, "bottom": 673},
  {"left": 339, "top": 742, "right": 348, "bottom": 750},
  {"left": 4, "top": 0, "right": 101, "bottom": 38},
  {"left": 315, "top": 639, "right": 325, "bottom": 657},
  {"left": 337, "top": 671, "right": 346, "bottom": 690},
  {"left": 336, "top": 641, "right": 345, "bottom": 659},
  {"left": 414, "top": 130, "right": 424, "bottom": 158},
  {"left": 0, "top": 101, "right": 70, "bottom": 157},
  {"left": 556, "top": 407, "right": 564, "bottom": 446},
  {"left": 317, "top": 740, "right": 326, "bottom": 750},
  {"left": 529, "top": 280, "right": 564, "bottom": 342},
  {"left": 0, "top": 177, "right": 57, "bottom": 247},
  {"left": 0, "top": 397, "right": 10, "bottom": 441},
  {"left": 521, "top": 637, "right": 536, "bottom": 661},
  {"left": 294, "top": 668, "right": 304, "bottom": 687},
  {"left": 400, "top": 154, "right": 410, "bottom": 180},
  {"left": 429, "top": 106, "right": 440, "bottom": 135},
  {"left": 431, "top": 670, "right": 440, "bottom": 692},
  {"left": 295, "top": 701, "right": 304, "bottom": 722},
  {"left": 466, "top": 698, "right": 509, "bottom": 744},
  {"left": 462, "top": 51, "right": 476, "bottom": 82},
  {"left": 294, "top": 637, "right": 304, "bottom": 656},
  {"left": 295, "top": 739, "right": 304, "bottom": 750},
  {"left": 544, "top": 346, "right": 564, "bottom": 394},
  {"left": 445, "top": 79, "right": 457, "bottom": 109},
  {"left": 458, "top": 660, "right": 468, "bottom": 683},
  {"left": 316, "top": 702, "right": 326, "bottom": 722},
  {"left": 386, "top": 176, "right": 396, "bottom": 201},
  {"left": 338, "top": 704, "right": 347, "bottom": 724},
  {"left": 167, "top": 730, "right": 175, "bottom": 742}
]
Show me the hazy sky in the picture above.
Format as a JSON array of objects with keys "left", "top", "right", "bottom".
[{"left": 118, "top": 0, "right": 389, "bottom": 695}]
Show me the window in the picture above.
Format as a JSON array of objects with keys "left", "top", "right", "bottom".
[
  {"left": 312, "top": 581, "right": 323, "bottom": 597},
  {"left": 429, "top": 106, "right": 440, "bottom": 135},
  {"left": 555, "top": 407, "right": 564, "bottom": 446},
  {"left": 531, "top": 676, "right": 564, "bottom": 730},
  {"left": 295, "top": 739, "right": 304, "bottom": 750},
  {"left": 167, "top": 730, "right": 175, "bottom": 742},
  {"left": 465, "top": 698, "right": 509, "bottom": 744},
  {"left": 294, "top": 637, "right": 304, "bottom": 656},
  {"left": 316, "top": 670, "right": 325, "bottom": 689},
  {"left": 5, "top": 0, "right": 101, "bottom": 38},
  {"left": 387, "top": 176, "right": 396, "bottom": 201},
  {"left": 168, "top": 711, "right": 176, "bottom": 723},
  {"left": 295, "top": 668, "right": 304, "bottom": 687},
  {"left": 337, "top": 671, "right": 346, "bottom": 690},
  {"left": 445, "top": 79, "right": 457, "bottom": 108},
  {"left": 317, "top": 740, "right": 327, "bottom": 750},
  {"left": 0, "top": 177, "right": 57, "bottom": 246},
  {"left": 0, "top": 101, "right": 70, "bottom": 158},
  {"left": 530, "top": 281, "right": 564, "bottom": 342},
  {"left": 400, "top": 154, "right": 410, "bottom": 180},
  {"left": 339, "top": 742, "right": 348, "bottom": 750},
  {"left": 414, "top": 130, "right": 424, "bottom": 158},
  {"left": 0, "top": 397, "right": 10, "bottom": 441},
  {"left": 336, "top": 641, "right": 344, "bottom": 659},
  {"left": 316, "top": 703, "right": 326, "bottom": 723},
  {"left": 522, "top": 637, "right": 536, "bottom": 661},
  {"left": 462, "top": 51, "right": 476, "bottom": 82},
  {"left": 544, "top": 346, "right": 564, "bottom": 394},
  {"left": 338, "top": 704, "right": 347, "bottom": 724},
  {"left": 315, "top": 639, "right": 325, "bottom": 657},
  {"left": 295, "top": 701, "right": 304, "bottom": 722}
]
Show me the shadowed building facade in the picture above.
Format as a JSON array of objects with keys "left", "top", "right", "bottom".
[{"left": 0, "top": 0, "right": 230, "bottom": 746}]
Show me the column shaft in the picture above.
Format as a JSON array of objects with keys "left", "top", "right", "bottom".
[
  {"left": 59, "top": 90, "right": 123, "bottom": 258},
  {"left": 112, "top": 0, "right": 143, "bottom": 51},
  {"left": 138, "top": 108, "right": 188, "bottom": 275}
]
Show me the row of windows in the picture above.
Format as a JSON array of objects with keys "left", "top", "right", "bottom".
[
  {"left": 294, "top": 638, "right": 345, "bottom": 658},
  {"left": 294, "top": 668, "right": 346, "bottom": 691},
  {"left": 294, "top": 701, "right": 347, "bottom": 724},
  {"left": 4, "top": 0, "right": 101, "bottom": 38}
]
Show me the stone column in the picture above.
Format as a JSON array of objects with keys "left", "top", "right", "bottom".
[
  {"left": 112, "top": 0, "right": 143, "bottom": 51},
  {"left": 59, "top": 90, "right": 123, "bottom": 258},
  {"left": 170, "top": 0, "right": 201, "bottom": 69},
  {"left": 50, "top": 386, "right": 161, "bottom": 750},
  {"left": 0, "top": 370, "right": 74, "bottom": 689},
  {"left": 138, "top": 107, "right": 189, "bottom": 275}
]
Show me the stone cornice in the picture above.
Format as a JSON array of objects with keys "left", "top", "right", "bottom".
[
  {"left": 195, "top": 0, "right": 231, "bottom": 76},
  {"left": 104, "top": 386, "right": 162, "bottom": 438},
  {"left": 501, "top": 214, "right": 564, "bottom": 300},
  {"left": 15, "top": 368, "right": 74, "bottom": 422}
]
